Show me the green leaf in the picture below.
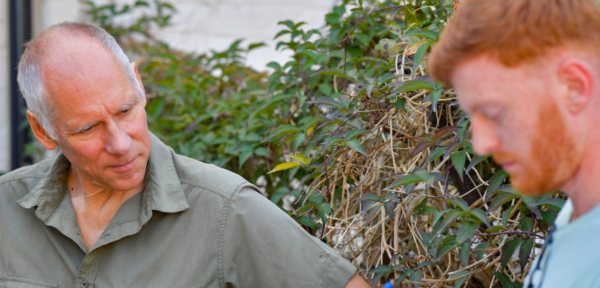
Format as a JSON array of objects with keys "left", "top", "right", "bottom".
[
  {"left": 268, "top": 162, "right": 303, "bottom": 174},
  {"left": 266, "top": 61, "right": 282, "bottom": 70},
  {"left": 296, "top": 42, "right": 315, "bottom": 52},
  {"left": 293, "top": 133, "right": 306, "bottom": 151},
  {"left": 426, "top": 147, "right": 445, "bottom": 163},
  {"left": 346, "top": 129, "right": 370, "bottom": 140},
  {"left": 405, "top": 29, "right": 438, "bottom": 40},
  {"left": 374, "top": 38, "right": 397, "bottom": 61},
  {"left": 459, "top": 242, "right": 470, "bottom": 267},
  {"left": 488, "top": 192, "right": 520, "bottom": 212},
  {"left": 412, "top": 41, "right": 431, "bottom": 77},
  {"left": 388, "top": 23, "right": 403, "bottom": 36},
  {"left": 437, "top": 235, "right": 458, "bottom": 260},
  {"left": 492, "top": 271, "right": 511, "bottom": 284},
  {"left": 452, "top": 271, "right": 470, "bottom": 288},
  {"left": 456, "top": 222, "right": 479, "bottom": 244},
  {"left": 397, "top": 80, "right": 434, "bottom": 93},
  {"left": 502, "top": 208, "right": 512, "bottom": 227},
  {"left": 487, "top": 170, "right": 508, "bottom": 194},
  {"left": 541, "top": 210, "right": 558, "bottom": 226},
  {"left": 519, "top": 238, "right": 534, "bottom": 269},
  {"left": 521, "top": 196, "right": 544, "bottom": 219},
  {"left": 501, "top": 238, "right": 523, "bottom": 269},
  {"left": 311, "top": 69, "right": 354, "bottom": 81},
  {"left": 303, "top": 117, "right": 327, "bottom": 134},
  {"left": 238, "top": 150, "right": 253, "bottom": 169},
  {"left": 318, "top": 83, "right": 332, "bottom": 95},
  {"left": 467, "top": 208, "right": 492, "bottom": 228},
  {"left": 254, "top": 147, "right": 270, "bottom": 157},
  {"left": 386, "top": 175, "right": 423, "bottom": 189},
  {"left": 466, "top": 155, "right": 488, "bottom": 173},
  {"left": 317, "top": 202, "right": 332, "bottom": 224},
  {"left": 288, "top": 153, "right": 309, "bottom": 165},
  {"left": 431, "top": 88, "right": 443, "bottom": 112},
  {"left": 435, "top": 209, "right": 464, "bottom": 237},
  {"left": 475, "top": 241, "right": 490, "bottom": 260},
  {"left": 345, "top": 139, "right": 367, "bottom": 156},
  {"left": 306, "top": 98, "right": 344, "bottom": 109},
  {"left": 323, "top": 136, "right": 345, "bottom": 152},
  {"left": 297, "top": 216, "right": 316, "bottom": 230},
  {"left": 263, "top": 125, "right": 301, "bottom": 142},
  {"left": 535, "top": 197, "right": 566, "bottom": 209},
  {"left": 410, "top": 270, "right": 423, "bottom": 288},
  {"left": 520, "top": 217, "right": 532, "bottom": 231},
  {"left": 451, "top": 151, "right": 467, "bottom": 182},
  {"left": 444, "top": 198, "right": 469, "bottom": 211},
  {"left": 392, "top": 97, "right": 407, "bottom": 111},
  {"left": 415, "top": 261, "right": 437, "bottom": 270}
]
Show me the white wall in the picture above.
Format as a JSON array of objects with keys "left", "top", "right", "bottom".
[
  {"left": 0, "top": 0, "right": 11, "bottom": 172},
  {"left": 0, "top": 0, "right": 335, "bottom": 171},
  {"left": 33, "top": 0, "right": 336, "bottom": 70}
]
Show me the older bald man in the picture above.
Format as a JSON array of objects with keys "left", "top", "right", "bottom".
[{"left": 0, "top": 22, "right": 369, "bottom": 288}]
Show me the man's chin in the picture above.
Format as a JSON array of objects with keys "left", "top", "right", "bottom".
[
  {"left": 511, "top": 176, "right": 554, "bottom": 196},
  {"left": 103, "top": 174, "right": 145, "bottom": 192}
]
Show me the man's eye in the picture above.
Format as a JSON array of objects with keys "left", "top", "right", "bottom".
[
  {"left": 481, "top": 108, "right": 505, "bottom": 122},
  {"left": 83, "top": 126, "right": 94, "bottom": 132},
  {"left": 120, "top": 109, "right": 131, "bottom": 115}
]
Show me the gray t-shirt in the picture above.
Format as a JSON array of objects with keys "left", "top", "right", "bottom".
[{"left": 0, "top": 134, "right": 356, "bottom": 288}]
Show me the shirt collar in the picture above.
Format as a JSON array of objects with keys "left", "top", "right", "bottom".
[
  {"left": 554, "top": 198, "right": 573, "bottom": 230},
  {"left": 17, "top": 132, "right": 189, "bottom": 221}
]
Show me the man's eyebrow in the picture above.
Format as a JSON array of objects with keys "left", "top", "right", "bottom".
[
  {"left": 69, "top": 121, "right": 99, "bottom": 134},
  {"left": 118, "top": 97, "right": 139, "bottom": 111},
  {"left": 68, "top": 98, "right": 140, "bottom": 134}
]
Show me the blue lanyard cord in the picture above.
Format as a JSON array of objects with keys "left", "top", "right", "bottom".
[{"left": 527, "top": 229, "right": 555, "bottom": 288}]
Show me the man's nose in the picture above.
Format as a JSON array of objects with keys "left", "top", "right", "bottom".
[
  {"left": 104, "top": 122, "right": 132, "bottom": 156},
  {"left": 471, "top": 114, "right": 500, "bottom": 155}
]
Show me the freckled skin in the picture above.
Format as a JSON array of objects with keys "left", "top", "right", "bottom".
[{"left": 451, "top": 53, "right": 584, "bottom": 195}]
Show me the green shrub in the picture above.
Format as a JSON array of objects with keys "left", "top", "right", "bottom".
[{"left": 84, "top": 1, "right": 563, "bottom": 287}]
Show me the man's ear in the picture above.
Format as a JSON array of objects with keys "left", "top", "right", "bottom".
[
  {"left": 131, "top": 62, "right": 146, "bottom": 105},
  {"left": 27, "top": 110, "right": 58, "bottom": 150},
  {"left": 558, "top": 60, "right": 594, "bottom": 115}
]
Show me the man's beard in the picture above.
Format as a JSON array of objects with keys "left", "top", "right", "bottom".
[{"left": 492, "top": 100, "right": 581, "bottom": 195}]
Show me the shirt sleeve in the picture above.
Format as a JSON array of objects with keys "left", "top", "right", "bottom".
[{"left": 220, "top": 184, "right": 357, "bottom": 288}]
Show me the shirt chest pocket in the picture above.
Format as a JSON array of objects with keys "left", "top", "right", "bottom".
[{"left": 0, "top": 277, "right": 58, "bottom": 288}]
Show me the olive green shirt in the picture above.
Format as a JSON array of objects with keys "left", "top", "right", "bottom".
[{"left": 0, "top": 134, "right": 356, "bottom": 288}]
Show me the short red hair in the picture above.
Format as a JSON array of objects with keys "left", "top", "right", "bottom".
[{"left": 429, "top": 0, "right": 600, "bottom": 86}]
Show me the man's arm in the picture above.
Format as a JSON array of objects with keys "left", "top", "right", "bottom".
[{"left": 345, "top": 273, "right": 371, "bottom": 288}]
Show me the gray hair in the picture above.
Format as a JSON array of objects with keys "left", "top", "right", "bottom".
[{"left": 17, "top": 22, "right": 144, "bottom": 140}]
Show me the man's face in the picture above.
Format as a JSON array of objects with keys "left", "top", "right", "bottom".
[
  {"left": 42, "top": 40, "right": 151, "bottom": 191},
  {"left": 452, "top": 55, "right": 580, "bottom": 195}
]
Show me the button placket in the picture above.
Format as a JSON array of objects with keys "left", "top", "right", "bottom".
[{"left": 76, "top": 250, "right": 100, "bottom": 288}]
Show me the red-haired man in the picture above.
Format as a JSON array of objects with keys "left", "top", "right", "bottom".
[{"left": 430, "top": 0, "right": 600, "bottom": 287}]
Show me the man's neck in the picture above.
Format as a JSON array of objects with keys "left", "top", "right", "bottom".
[
  {"left": 561, "top": 148, "right": 600, "bottom": 221},
  {"left": 67, "top": 166, "right": 143, "bottom": 250}
]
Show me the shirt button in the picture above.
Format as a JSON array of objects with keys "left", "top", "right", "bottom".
[{"left": 81, "top": 281, "right": 89, "bottom": 288}]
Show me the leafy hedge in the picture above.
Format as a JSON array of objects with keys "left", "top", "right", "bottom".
[{"left": 85, "top": 1, "right": 564, "bottom": 287}]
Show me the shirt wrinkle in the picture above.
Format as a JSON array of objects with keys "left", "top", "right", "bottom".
[{"left": 0, "top": 132, "right": 357, "bottom": 288}]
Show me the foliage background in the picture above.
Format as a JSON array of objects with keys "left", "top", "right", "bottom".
[{"left": 81, "top": 0, "right": 565, "bottom": 287}]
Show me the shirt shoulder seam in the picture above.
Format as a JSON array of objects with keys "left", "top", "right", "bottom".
[
  {"left": 0, "top": 174, "right": 46, "bottom": 186},
  {"left": 216, "top": 179, "right": 248, "bottom": 288},
  {"left": 0, "top": 174, "right": 47, "bottom": 199},
  {"left": 179, "top": 178, "right": 247, "bottom": 199}
]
